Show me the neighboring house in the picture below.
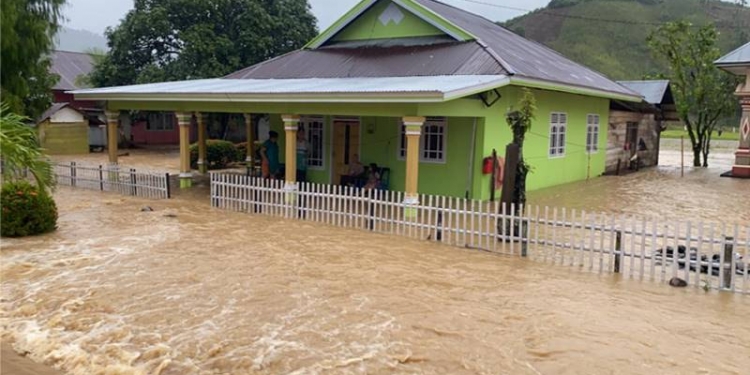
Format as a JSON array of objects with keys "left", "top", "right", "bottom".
[
  {"left": 36, "top": 103, "right": 93, "bottom": 154},
  {"left": 607, "top": 80, "right": 678, "bottom": 174},
  {"left": 72, "top": 0, "right": 644, "bottom": 199}
]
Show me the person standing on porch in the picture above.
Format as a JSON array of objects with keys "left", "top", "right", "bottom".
[
  {"left": 296, "top": 127, "right": 309, "bottom": 183},
  {"left": 261, "top": 131, "right": 280, "bottom": 178}
]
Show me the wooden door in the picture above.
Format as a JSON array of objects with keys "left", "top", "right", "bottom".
[{"left": 332, "top": 120, "right": 360, "bottom": 185}]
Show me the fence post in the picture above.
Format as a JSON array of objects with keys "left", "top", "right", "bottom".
[
  {"left": 70, "top": 162, "right": 77, "bottom": 187},
  {"left": 368, "top": 191, "right": 375, "bottom": 231},
  {"left": 130, "top": 168, "right": 137, "bottom": 196},
  {"left": 436, "top": 210, "right": 443, "bottom": 241},
  {"left": 722, "top": 236, "right": 734, "bottom": 290},
  {"left": 165, "top": 173, "right": 171, "bottom": 199},
  {"left": 521, "top": 207, "right": 528, "bottom": 257},
  {"left": 614, "top": 230, "right": 622, "bottom": 273},
  {"left": 98, "top": 165, "right": 104, "bottom": 191}
]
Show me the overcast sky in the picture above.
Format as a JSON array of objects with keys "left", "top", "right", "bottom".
[{"left": 62, "top": 0, "right": 551, "bottom": 35}]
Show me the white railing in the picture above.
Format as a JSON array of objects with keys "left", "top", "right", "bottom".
[
  {"left": 53, "top": 162, "right": 171, "bottom": 199},
  {"left": 210, "top": 173, "right": 750, "bottom": 294}
]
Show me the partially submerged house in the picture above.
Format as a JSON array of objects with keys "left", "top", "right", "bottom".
[
  {"left": 36, "top": 103, "right": 95, "bottom": 154},
  {"left": 71, "top": 0, "right": 643, "bottom": 199},
  {"left": 607, "top": 80, "right": 678, "bottom": 174}
]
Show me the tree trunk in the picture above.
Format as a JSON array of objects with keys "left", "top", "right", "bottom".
[{"left": 692, "top": 146, "right": 702, "bottom": 167}]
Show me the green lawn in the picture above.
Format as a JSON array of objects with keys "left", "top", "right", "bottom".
[{"left": 661, "top": 129, "right": 740, "bottom": 141}]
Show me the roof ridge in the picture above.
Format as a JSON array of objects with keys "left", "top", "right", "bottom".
[
  {"left": 416, "top": 0, "right": 641, "bottom": 98},
  {"left": 53, "top": 50, "right": 96, "bottom": 55},
  {"left": 414, "top": 0, "right": 516, "bottom": 74}
]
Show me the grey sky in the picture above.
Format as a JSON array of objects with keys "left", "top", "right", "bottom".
[{"left": 63, "top": 0, "right": 550, "bottom": 35}]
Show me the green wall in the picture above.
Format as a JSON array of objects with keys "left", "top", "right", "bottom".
[
  {"left": 358, "top": 116, "right": 477, "bottom": 197},
  {"left": 475, "top": 87, "right": 610, "bottom": 200},
  {"left": 331, "top": 0, "right": 444, "bottom": 42},
  {"left": 39, "top": 121, "right": 89, "bottom": 155}
]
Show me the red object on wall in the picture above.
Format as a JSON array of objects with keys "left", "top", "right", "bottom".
[{"left": 482, "top": 157, "right": 493, "bottom": 174}]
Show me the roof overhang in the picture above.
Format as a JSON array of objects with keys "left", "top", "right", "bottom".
[
  {"left": 715, "top": 63, "right": 749, "bottom": 76},
  {"left": 69, "top": 75, "right": 511, "bottom": 104},
  {"left": 510, "top": 76, "right": 643, "bottom": 102}
]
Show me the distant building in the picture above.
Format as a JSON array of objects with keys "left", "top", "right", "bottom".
[{"left": 607, "top": 80, "right": 679, "bottom": 174}]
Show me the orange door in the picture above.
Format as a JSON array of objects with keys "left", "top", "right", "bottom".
[{"left": 332, "top": 120, "right": 360, "bottom": 185}]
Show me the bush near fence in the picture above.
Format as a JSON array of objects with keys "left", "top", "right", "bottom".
[
  {"left": 190, "top": 140, "right": 242, "bottom": 170},
  {"left": 1, "top": 181, "right": 58, "bottom": 237}
]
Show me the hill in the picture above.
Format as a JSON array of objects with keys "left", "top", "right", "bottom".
[
  {"left": 55, "top": 27, "right": 108, "bottom": 53},
  {"left": 503, "top": 0, "right": 750, "bottom": 80}
]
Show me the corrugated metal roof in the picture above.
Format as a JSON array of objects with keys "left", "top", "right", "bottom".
[
  {"left": 37, "top": 102, "right": 71, "bottom": 123},
  {"left": 71, "top": 75, "right": 510, "bottom": 102},
  {"left": 413, "top": 0, "right": 638, "bottom": 98},
  {"left": 617, "top": 80, "right": 670, "bottom": 105},
  {"left": 225, "top": 42, "right": 506, "bottom": 79},
  {"left": 51, "top": 51, "right": 94, "bottom": 91},
  {"left": 715, "top": 42, "right": 750, "bottom": 66}
]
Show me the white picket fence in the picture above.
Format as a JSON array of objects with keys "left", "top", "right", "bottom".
[
  {"left": 210, "top": 173, "right": 750, "bottom": 294},
  {"left": 53, "top": 162, "right": 171, "bottom": 199}
]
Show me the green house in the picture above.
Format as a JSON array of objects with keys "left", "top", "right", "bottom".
[{"left": 73, "top": 0, "right": 642, "bottom": 200}]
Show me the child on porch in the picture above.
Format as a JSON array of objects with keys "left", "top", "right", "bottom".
[{"left": 363, "top": 163, "right": 381, "bottom": 190}]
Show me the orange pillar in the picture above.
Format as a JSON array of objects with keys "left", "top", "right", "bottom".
[
  {"left": 175, "top": 112, "right": 193, "bottom": 188},
  {"left": 402, "top": 116, "right": 425, "bottom": 214},
  {"left": 282, "top": 114, "right": 300, "bottom": 191},
  {"left": 105, "top": 110, "right": 119, "bottom": 165}
]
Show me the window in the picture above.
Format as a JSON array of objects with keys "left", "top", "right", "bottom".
[
  {"left": 146, "top": 112, "right": 175, "bottom": 131},
  {"left": 586, "top": 114, "right": 600, "bottom": 153},
  {"left": 399, "top": 117, "right": 447, "bottom": 163},
  {"left": 549, "top": 112, "right": 567, "bottom": 157},
  {"left": 303, "top": 116, "right": 325, "bottom": 169}
]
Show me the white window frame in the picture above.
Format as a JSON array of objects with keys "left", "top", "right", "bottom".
[
  {"left": 398, "top": 117, "right": 447, "bottom": 164},
  {"left": 586, "top": 114, "right": 600, "bottom": 154},
  {"left": 549, "top": 112, "right": 567, "bottom": 158},
  {"left": 301, "top": 115, "right": 325, "bottom": 171}
]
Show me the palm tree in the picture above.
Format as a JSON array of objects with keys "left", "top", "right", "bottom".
[{"left": 0, "top": 102, "right": 54, "bottom": 193}]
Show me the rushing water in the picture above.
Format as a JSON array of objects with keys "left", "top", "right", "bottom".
[{"left": 1, "top": 140, "right": 749, "bottom": 375}]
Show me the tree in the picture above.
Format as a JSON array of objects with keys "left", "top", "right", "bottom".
[
  {"left": 506, "top": 88, "right": 537, "bottom": 210},
  {"left": 647, "top": 21, "right": 738, "bottom": 167},
  {"left": 0, "top": 0, "right": 66, "bottom": 118},
  {"left": 0, "top": 103, "right": 54, "bottom": 193},
  {"left": 88, "top": 0, "right": 318, "bottom": 87}
]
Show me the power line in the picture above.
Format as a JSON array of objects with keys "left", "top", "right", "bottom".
[{"left": 452, "top": 0, "right": 749, "bottom": 30}]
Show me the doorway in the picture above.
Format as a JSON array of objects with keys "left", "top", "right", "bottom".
[{"left": 332, "top": 119, "right": 360, "bottom": 185}]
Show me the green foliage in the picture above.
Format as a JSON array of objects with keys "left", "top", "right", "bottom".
[
  {"left": 0, "top": 104, "right": 55, "bottom": 192},
  {"left": 88, "top": 0, "right": 318, "bottom": 87},
  {"left": 647, "top": 21, "right": 739, "bottom": 167},
  {"left": 1, "top": 181, "right": 58, "bottom": 237},
  {"left": 504, "top": 0, "right": 750, "bottom": 80},
  {"left": 0, "top": 0, "right": 66, "bottom": 118},
  {"left": 189, "top": 140, "right": 242, "bottom": 170}
]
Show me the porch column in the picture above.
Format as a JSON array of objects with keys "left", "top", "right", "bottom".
[
  {"left": 105, "top": 110, "right": 119, "bottom": 165},
  {"left": 196, "top": 112, "right": 208, "bottom": 174},
  {"left": 244, "top": 113, "right": 255, "bottom": 166},
  {"left": 282, "top": 114, "right": 300, "bottom": 192},
  {"left": 403, "top": 116, "right": 425, "bottom": 214},
  {"left": 733, "top": 71, "right": 750, "bottom": 177},
  {"left": 175, "top": 112, "right": 193, "bottom": 188}
]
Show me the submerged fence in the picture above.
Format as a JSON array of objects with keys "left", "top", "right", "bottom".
[
  {"left": 53, "top": 162, "right": 171, "bottom": 199},
  {"left": 210, "top": 173, "right": 750, "bottom": 294}
]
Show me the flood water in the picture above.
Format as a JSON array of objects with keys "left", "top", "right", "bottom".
[{"left": 1, "top": 140, "right": 748, "bottom": 375}]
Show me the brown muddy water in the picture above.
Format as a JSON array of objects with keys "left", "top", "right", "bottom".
[{"left": 1, "top": 140, "right": 748, "bottom": 375}]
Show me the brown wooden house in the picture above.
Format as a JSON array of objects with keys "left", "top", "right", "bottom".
[{"left": 606, "top": 80, "right": 679, "bottom": 174}]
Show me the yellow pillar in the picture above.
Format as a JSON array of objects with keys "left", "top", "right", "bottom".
[
  {"left": 403, "top": 116, "right": 425, "bottom": 217},
  {"left": 244, "top": 113, "right": 255, "bottom": 166},
  {"left": 175, "top": 112, "right": 193, "bottom": 188},
  {"left": 196, "top": 112, "right": 208, "bottom": 174},
  {"left": 105, "top": 110, "right": 119, "bottom": 165},
  {"left": 282, "top": 114, "right": 300, "bottom": 192}
]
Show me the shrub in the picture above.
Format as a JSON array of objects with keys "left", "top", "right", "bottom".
[
  {"left": 189, "top": 140, "right": 241, "bottom": 170},
  {"left": 1, "top": 181, "right": 58, "bottom": 237}
]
